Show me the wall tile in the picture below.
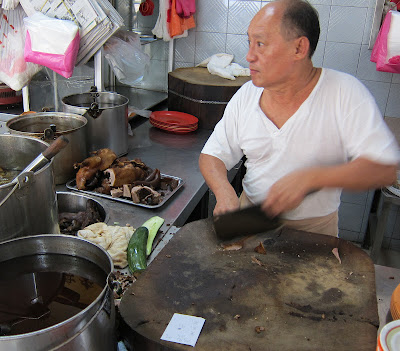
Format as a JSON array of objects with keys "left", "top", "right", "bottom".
[
  {"left": 143, "top": 39, "right": 168, "bottom": 61},
  {"left": 362, "top": 5, "right": 375, "bottom": 45},
  {"left": 175, "top": 30, "right": 196, "bottom": 64},
  {"left": 339, "top": 229, "right": 361, "bottom": 241},
  {"left": 194, "top": 32, "right": 227, "bottom": 64},
  {"left": 339, "top": 202, "right": 364, "bottom": 232},
  {"left": 312, "top": 40, "right": 325, "bottom": 67},
  {"left": 357, "top": 45, "right": 392, "bottom": 82},
  {"left": 382, "top": 236, "right": 391, "bottom": 249},
  {"left": 392, "top": 208, "right": 400, "bottom": 240},
  {"left": 196, "top": 0, "right": 229, "bottom": 33},
  {"left": 327, "top": 6, "right": 367, "bottom": 44},
  {"left": 314, "top": 5, "right": 330, "bottom": 42},
  {"left": 392, "top": 74, "right": 400, "bottom": 84},
  {"left": 341, "top": 191, "right": 368, "bottom": 205},
  {"left": 332, "top": 0, "right": 369, "bottom": 6},
  {"left": 361, "top": 79, "right": 390, "bottom": 115},
  {"left": 226, "top": 34, "right": 249, "bottom": 67},
  {"left": 323, "top": 42, "right": 361, "bottom": 76},
  {"left": 390, "top": 238, "right": 400, "bottom": 251},
  {"left": 309, "top": 0, "right": 332, "bottom": 5},
  {"left": 174, "top": 62, "right": 194, "bottom": 69},
  {"left": 385, "top": 83, "right": 400, "bottom": 118},
  {"left": 228, "top": 1, "right": 261, "bottom": 35}
]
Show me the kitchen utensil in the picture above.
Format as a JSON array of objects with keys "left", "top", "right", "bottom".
[
  {"left": 213, "top": 203, "right": 282, "bottom": 240},
  {"left": 0, "top": 135, "right": 60, "bottom": 241},
  {"left": 150, "top": 110, "right": 198, "bottom": 126},
  {"left": 6, "top": 112, "right": 87, "bottom": 184},
  {"left": 10, "top": 135, "right": 69, "bottom": 185},
  {"left": 62, "top": 89, "right": 129, "bottom": 156},
  {"left": 0, "top": 234, "right": 117, "bottom": 350}
]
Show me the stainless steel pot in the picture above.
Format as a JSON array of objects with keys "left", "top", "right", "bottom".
[
  {"left": 0, "top": 135, "right": 59, "bottom": 241},
  {"left": 0, "top": 234, "right": 117, "bottom": 351},
  {"left": 62, "top": 91, "right": 129, "bottom": 156},
  {"left": 6, "top": 112, "right": 88, "bottom": 185}
]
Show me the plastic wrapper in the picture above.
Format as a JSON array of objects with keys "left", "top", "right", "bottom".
[
  {"left": 371, "top": 10, "right": 400, "bottom": 74},
  {"left": 104, "top": 31, "right": 150, "bottom": 85},
  {"left": 24, "top": 12, "right": 80, "bottom": 78},
  {"left": 0, "top": 5, "right": 42, "bottom": 91}
]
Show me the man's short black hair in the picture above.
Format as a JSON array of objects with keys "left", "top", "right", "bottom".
[{"left": 280, "top": 0, "right": 320, "bottom": 58}]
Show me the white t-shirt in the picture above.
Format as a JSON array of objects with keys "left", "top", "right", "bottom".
[{"left": 201, "top": 68, "right": 400, "bottom": 220}]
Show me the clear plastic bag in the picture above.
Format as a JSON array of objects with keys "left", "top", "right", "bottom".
[
  {"left": 0, "top": 5, "right": 42, "bottom": 90},
  {"left": 103, "top": 31, "right": 150, "bottom": 85}
]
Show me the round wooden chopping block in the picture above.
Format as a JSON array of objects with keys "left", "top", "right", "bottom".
[
  {"left": 119, "top": 218, "right": 379, "bottom": 351},
  {"left": 168, "top": 67, "right": 250, "bottom": 130}
]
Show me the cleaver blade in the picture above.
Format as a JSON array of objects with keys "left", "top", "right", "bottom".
[{"left": 213, "top": 204, "right": 282, "bottom": 240}]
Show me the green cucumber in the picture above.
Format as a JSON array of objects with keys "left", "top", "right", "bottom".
[
  {"left": 142, "top": 216, "right": 165, "bottom": 256},
  {"left": 127, "top": 226, "right": 149, "bottom": 273}
]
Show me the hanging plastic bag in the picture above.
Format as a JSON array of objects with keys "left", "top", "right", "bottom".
[
  {"left": 23, "top": 12, "right": 80, "bottom": 79},
  {"left": 1, "top": 0, "right": 20, "bottom": 10},
  {"left": 0, "top": 5, "right": 42, "bottom": 91},
  {"left": 371, "top": 10, "right": 400, "bottom": 74},
  {"left": 103, "top": 31, "right": 150, "bottom": 85}
]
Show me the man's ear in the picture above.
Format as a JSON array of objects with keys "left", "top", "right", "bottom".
[{"left": 294, "top": 36, "right": 310, "bottom": 59}]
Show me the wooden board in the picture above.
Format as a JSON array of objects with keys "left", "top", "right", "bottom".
[
  {"left": 168, "top": 67, "right": 250, "bottom": 130},
  {"left": 120, "top": 218, "right": 379, "bottom": 351}
]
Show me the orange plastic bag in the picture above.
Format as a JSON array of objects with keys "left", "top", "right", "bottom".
[{"left": 168, "top": 0, "right": 195, "bottom": 38}]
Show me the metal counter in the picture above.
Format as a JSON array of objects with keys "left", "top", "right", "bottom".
[{"left": 57, "top": 117, "right": 214, "bottom": 244}]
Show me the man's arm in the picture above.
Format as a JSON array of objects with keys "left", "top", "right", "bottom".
[
  {"left": 199, "top": 153, "right": 240, "bottom": 215},
  {"left": 262, "top": 157, "right": 398, "bottom": 217}
]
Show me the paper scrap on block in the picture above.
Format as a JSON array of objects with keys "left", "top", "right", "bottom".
[{"left": 161, "top": 313, "right": 206, "bottom": 347}]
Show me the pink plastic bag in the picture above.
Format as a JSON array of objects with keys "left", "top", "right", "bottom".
[
  {"left": 23, "top": 13, "right": 80, "bottom": 78},
  {"left": 371, "top": 10, "right": 400, "bottom": 74},
  {"left": 24, "top": 30, "right": 80, "bottom": 78}
]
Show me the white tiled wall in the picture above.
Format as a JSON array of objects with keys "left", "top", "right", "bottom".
[
  {"left": 173, "top": 0, "right": 400, "bottom": 245},
  {"left": 174, "top": 0, "right": 400, "bottom": 119}
]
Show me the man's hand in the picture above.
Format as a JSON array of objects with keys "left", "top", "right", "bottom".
[
  {"left": 213, "top": 193, "right": 240, "bottom": 216},
  {"left": 199, "top": 153, "right": 240, "bottom": 216},
  {"left": 260, "top": 157, "right": 397, "bottom": 217},
  {"left": 261, "top": 169, "right": 314, "bottom": 217}
]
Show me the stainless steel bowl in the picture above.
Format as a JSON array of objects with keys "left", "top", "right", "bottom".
[{"left": 57, "top": 191, "right": 109, "bottom": 232}]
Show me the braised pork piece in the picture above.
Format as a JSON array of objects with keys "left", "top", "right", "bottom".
[{"left": 74, "top": 149, "right": 178, "bottom": 206}]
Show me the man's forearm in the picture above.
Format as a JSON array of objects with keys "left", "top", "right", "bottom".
[
  {"left": 199, "top": 153, "right": 240, "bottom": 214},
  {"left": 308, "top": 157, "right": 397, "bottom": 191},
  {"left": 199, "top": 153, "right": 235, "bottom": 197}
]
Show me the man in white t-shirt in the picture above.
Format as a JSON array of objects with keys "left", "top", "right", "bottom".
[{"left": 199, "top": 0, "right": 400, "bottom": 236}]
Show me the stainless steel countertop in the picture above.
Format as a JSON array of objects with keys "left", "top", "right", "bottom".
[{"left": 57, "top": 118, "right": 213, "bottom": 237}]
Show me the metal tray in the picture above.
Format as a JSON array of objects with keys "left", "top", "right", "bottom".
[{"left": 66, "top": 174, "right": 184, "bottom": 209}]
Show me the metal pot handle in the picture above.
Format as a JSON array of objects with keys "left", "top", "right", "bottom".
[
  {"left": 0, "top": 172, "right": 34, "bottom": 208},
  {"left": 107, "top": 272, "right": 121, "bottom": 294}
]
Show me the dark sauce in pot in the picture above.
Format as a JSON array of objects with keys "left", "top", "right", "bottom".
[
  {"left": 0, "top": 254, "right": 106, "bottom": 336},
  {"left": 0, "top": 168, "right": 19, "bottom": 185}
]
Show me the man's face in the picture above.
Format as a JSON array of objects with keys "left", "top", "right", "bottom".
[{"left": 246, "top": 3, "right": 298, "bottom": 89}]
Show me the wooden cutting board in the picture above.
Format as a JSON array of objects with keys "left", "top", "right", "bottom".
[
  {"left": 168, "top": 67, "right": 250, "bottom": 130},
  {"left": 119, "top": 218, "right": 379, "bottom": 351}
]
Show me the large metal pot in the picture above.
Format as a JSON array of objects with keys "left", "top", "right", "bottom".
[
  {"left": 0, "top": 234, "right": 117, "bottom": 350},
  {"left": 62, "top": 90, "right": 129, "bottom": 156},
  {"left": 0, "top": 134, "right": 59, "bottom": 241},
  {"left": 6, "top": 112, "right": 87, "bottom": 185}
]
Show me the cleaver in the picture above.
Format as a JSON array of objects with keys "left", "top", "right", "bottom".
[{"left": 213, "top": 204, "right": 282, "bottom": 240}]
